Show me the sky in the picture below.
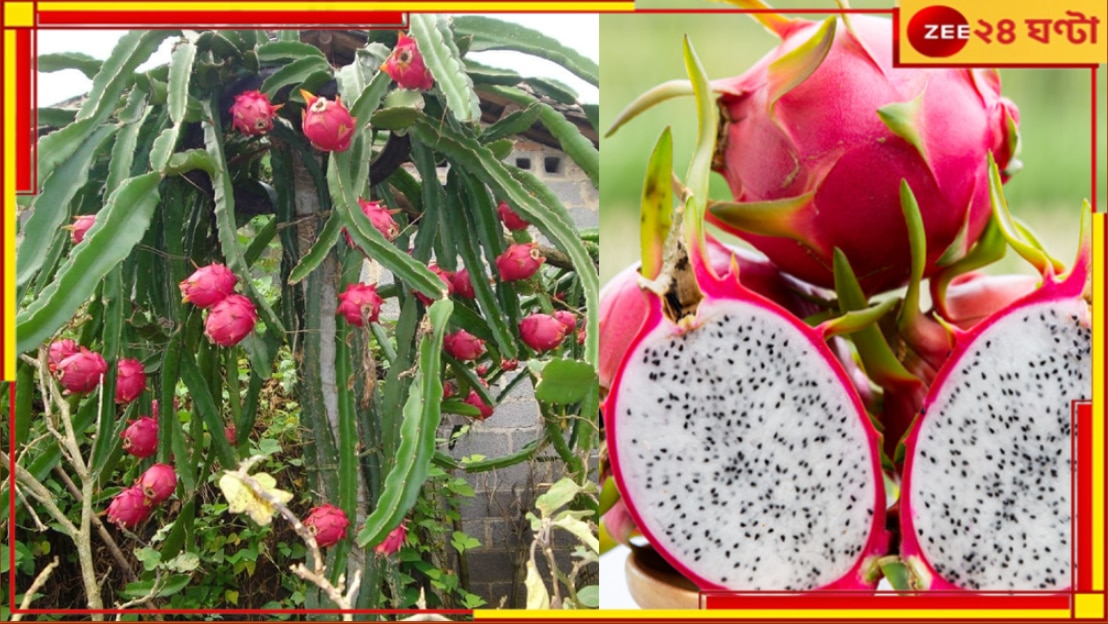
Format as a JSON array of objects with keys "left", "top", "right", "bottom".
[{"left": 36, "top": 14, "right": 599, "bottom": 107}]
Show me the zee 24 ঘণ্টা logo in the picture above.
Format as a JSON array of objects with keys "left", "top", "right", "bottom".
[{"left": 906, "top": 4, "right": 1100, "bottom": 59}]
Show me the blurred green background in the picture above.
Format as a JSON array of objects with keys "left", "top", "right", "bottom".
[{"left": 599, "top": 5, "right": 1108, "bottom": 291}]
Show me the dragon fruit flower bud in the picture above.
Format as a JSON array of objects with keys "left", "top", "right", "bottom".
[
  {"left": 374, "top": 522, "right": 409, "bottom": 556},
  {"left": 415, "top": 264, "right": 454, "bottom": 305},
  {"left": 300, "top": 90, "right": 356, "bottom": 152},
  {"left": 180, "top": 263, "right": 237, "bottom": 309},
  {"left": 229, "top": 90, "right": 282, "bottom": 136},
  {"left": 382, "top": 33, "right": 433, "bottom": 91},
  {"left": 463, "top": 390, "right": 494, "bottom": 420},
  {"left": 204, "top": 294, "right": 258, "bottom": 347},
  {"left": 443, "top": 380, "right": 458, "bottom": 399},
  {"left": 120, "top": 416, "right": 159, "bottom": 459},
  {"left": 336, "top": 283, "right": 384, "bottom": 327},
  {"left": 115, "top": 358, "right": 146, "bottom": 405},
  {"left": 520, "top": 313, "right": 567, "bottom": 353},
  {"left": 48, "top": 339, "right": 80, "bottom": 373},
  {"left": 106, "top": 486, "right": 152, "bottom": 529},
  {"left": 553, "top": 310, "right": 577, "bottom": 334},
  {"left": 344, "top": 198, "right": 400, "bottom": 247},
  {"left": 443, "top": 330, "right": 486, "bottom": 361},
  {"left": 225, "top": 424, "right": 238, "bottom": 445},
  {"left": 495, "top": 243, "right": 545, "bottom": 282},
  {"left": 500, "top": 358, "right": 519, "bottom": 372},
  {"left": 451, "top": 268, "right": 476, "bottom": 299},
  {"left": 69, "top": 214, "right": 97, "bottom": 244},
  {"left": 496, "top": 200, "right": 530, "bottom": 231},
  {"left": 304, "top": 504, "right": 350, "bottom": 548},
  {"left": 57, "top": 348, "right": 109, "bottom": 394},
  {"left": 136, "top": 463, "right": 177, "bottom": 505}
]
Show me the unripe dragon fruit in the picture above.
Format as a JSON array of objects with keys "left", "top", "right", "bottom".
[
  {"left": 299, "top": 90, "right": 356, "bottom": 152},
  {"left": 382, "top": 33, "right": 434, "bottom": 91},
  {"left": 204, "top": 294, "right": 258, "bottom": 347},
  {"left": 496, "top": 200, "right": 530, "bottom": 231},
  {"left": 106, "top": 486, "right": 152, "bottom": 529},
  {"left": 336, "top": 283, "right": 384, "bottom": 327},
  {"left": 304, "top": 504, "right": 350, "bottom": 548},
  {"left": 120, "top": 416, "right": 159, "bottom": 458},
  {"left": 519, "top": 313, "right": 566, "bottom": 353},
  {"left": 69, "top": 214, "right": 96, "bottom": 244},
  {"left": 179, "top": 263, "right": 237, "bottom": 309},
  {"left": 136, "top": 463, "right": 177, "bottom": 504},
  {"left": 463, "top": 389, "right": 494, "bottom": 420},
  {"left": 374, "top": 523, "right": 408, "bottom": 556},
  {"left": 114, "top": 358, "right": 146, "bottom": 405},
  {"left": 451, "top": 268, "right": 476, "bottom": 299},
  {"left": 703, "top": 14, "right": 1019, "bottom": 294},
  {"left": 443, "top": 329, "right": 486, "bottom": 361},
  {"left": 47, "top": 339, "right": 79, "bottom": 373},
  {"left": 495, "top": 243, "right": 545, "bottom": 282},
  {"left": 344, "top": 198, "right": 400, "bottom": 246},
  {"left": 56, "top": 348, "right": 108, "bottom": 394},
  {"left": 414, "top": 264, "right": 453, "bottom": 305},
  {"left": 229, "top": 90, "right": 282, "bottom": 136}
]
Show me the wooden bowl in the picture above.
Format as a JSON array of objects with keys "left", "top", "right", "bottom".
[{"left": 624, "top": 546, "right": 701, "bottom": 609}]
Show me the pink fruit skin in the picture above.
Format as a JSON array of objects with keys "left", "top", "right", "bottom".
[
  {"left": 57, "top": 348, "right": 109, "bottom": 394},
  {"left": 204, "top": 294, "right": 258, "bottom": 347},
  {"left": 710, "top": 15, "right": 1019, "bottom": 294},
  {"left": 495, "top": 243, "right": 545, "bottom": 282},
  {"left": 336, "top": 283, "right": 384, "bottom": 327},
  {"left": 606, "top": 243, "right": 889, "bottom": 591},
  {"left": 519, "top": 313, "right": 566, "bottom": 352},
  {"left": 180, "top": 263, "right": 237, "bottom": 309},
  {"left": 48, "top": 339, "right": 80, "bottom": 373},
  {"left": 304, "top": 504, "right": 350, "bottom": 548},
  {"left": 115, "top": 358, "right": 146, "bottom": 405},
  {"left": 300, "top": 90, "right": 356, "bottom": 152},
  {"left": 415, "top": 264, "right": 454, "bottom": 305},
  {"left": 382, "top": 33, "right": 433, "bottom": 91},
  {"left": 136, "top": 463, "right": 177, "bottom": 504},
  {"left": 70, "top": 215, "right": 96, "bottom": 244},
  {"left": 553, "top": 310, "right": 577, "bottom": 335},
  {"left": 500, "top": 358, "right": 519, "bottom": 372},
  {"left": 936, "top": 272, "right": 1040, "bottom": 330},
  {"left": 444, "top": 329, "right": 486, "bottom": 361},
  {"left": 225, "top": 424, "right": 238, "bottom": 445},
  {"left": 497, "top": 200, "right": 530, "bottom": 231},
  {"left": 463, "top": 389, "right": 494, "bottom": 420},
  {"left": 374, "top": 523, "right": 408, "bottom": 555},
  {"left": 451, "top": 268, "right": 476, "bottom": 299},
  {"left": 106, "top": 486, "right": 152, "bottom": 529},
  {"left": 120, "top": 416, "right": 159, "bottom": 458},
  {"left": 344, "top": 198, "right": 400, "bottom": 246},
  {"left": 229, "top": 90, "right": 281, "bottom": 136}
]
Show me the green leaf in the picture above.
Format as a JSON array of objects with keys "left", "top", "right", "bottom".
[
  {"left": 455, "top": 16, "right": 598, "bottom": 86},
  {"left": 37, "top": 51, "right": 102, "bottom": 77},
  {"left": 179, "top": 353, "right": 238, "bottom": 469},
  {"left": 577, "top": 585, "right": 600, "bottom": 608},
  {"left": 640, "top": 127, "right": 673, "bottom": 280},
  {"left": 535, "top": 477, "right": 582, "bottom": 517},
  {"left": 371, "top": 106, "right": 420, "bottom": 130},
  {"left": 261, "top": 56, "right": 332, "bottom": 98},
  {"left": 551, "top": 514, "right": 599, "bottom": 552},
  {"left": 78, "top": 31, "right": 174, "bottom": 124},
  {"left": 256, "top": 41, "right": 326, "bottom": 62},
  {"left": 683, "top": 35, "right": 716, "bottom": 259},
  {"left": 605, "top": 79, "right": 693, "bottom": 138},
  {"left": 287, "top": 212, "right": 341, "bottom": 285},
  {"left": 480, "top": 103, "right": 542, "bottom": 143},
  {"left": 17, "top": 173, "right": 161, "bottom": 354},
  {"left": 409, "top": 14, "right": 480, "bottom": 123},
  {"left": 121, "top": 574, "right": 191, "bottom": 599},
  {"left": 534, "top": 360, "right": 598, "bottom": 404},
  {"left": 167, "top": 41, "right": 196, "bottom": 125},
  {"left": 524, "top": 560, "right": 551, "bottom": 610},
  {"left": 36, "top": 107, "right": 77, "bottom": 128}
]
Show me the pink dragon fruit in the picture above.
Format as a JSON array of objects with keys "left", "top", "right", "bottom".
[
  {"left": 336, "top": 283, "right": 384, "bottom": 327},
  {"left": 204, "top": 294, "right": 258, "bottom": 347},
  {"left": 496, "top": 200, "right": 530, "bottom": 231},
  {"left": 701, "top": 14, "right": 1019, "bottom": 294},
  {"left": 304, "top": 504, "right": 350, "bottom": 548},
  {"left": 300, "top": 89, "right": 356, "bottom": 152},
  {"left": 120, "top": 416, "right": 158, "bottom": 458},
  {"left": 47, "top": 339, "right": 79, "bottom": 373},
  {"left": 495, "top": 243, "right": 545, "bottom": 282},
  {"left": 106, "top": 486, "right": 152, "bottom": 529},
  {"left": 382, "top": 33, "right": 433, "bottom": 91},
  {"left": 443, "top": 329, "right": 486, "bottom": 361},
  {"left": 68, "top": 214, "right": 96, "bottom": 244},
  {"left": 414, "top": 264, "right": 454, "bottom": 305},
  {"left": 553, "top": 310, "right": 577, "bottom": 335},
  {"left": 179, "top": 263, "right": 237, "bottom": 309},
  {"left": 451, "top": 268, "right": 476, "bottom": 299},
  {"left": 229, "top": 90, "right": 282, "bottom": 136},
  {"left": 114, "top": 358, "right": 146, "bottom": 405},
  {"left": 519, "top": 314, "right": 566, "bottom": 353},
  {"left": 934, "top": 271, "right": 1039, "bottom": 330},
  {"left": 344, "top": 198, "right": 400, "bottom": 246},
  {"left": 135, "top": 463, "right": 177, "bottom": 505},
  {"left": 463, "top": 389, "right": 494, "bottom": 420},
  {"left": 56, "top": 348, "right": 108, "bottom": 394},
  {"left": 374, "top": 523, "right": 408, "bottom": 555},
  {"left": 500, "top": 358, "right": 519, "bottom": 372}
]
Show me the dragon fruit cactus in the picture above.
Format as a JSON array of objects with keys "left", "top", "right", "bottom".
[
  {"left": 47, "top": 339, "right": 79, "bottom": 373},
  {"left": 451, "top": 268, "right": 476, "bottom": 299},
  {"left": 180, "top": 263, "right": 237, "bottom": 309},
  {"left": 229, "top": 90, "right": 282, "bottom": 136},
  {"left": 382, "top": 33, "right": 434, "bottom": 91},
  {"left": 336, "top": 283, "right": 384, "bottom": 327},
  {"left": 463, "top": 389, "right": 494, "bottom": 420},
  {"left": 304, "top": 504, "right": 350, "bottom": 548},
  {"left": 443, "top": 329, "right": 486, "bottom": 361},
  {"left": 136, "top": 463, "right": 177, "bottom": 505},
  {"left": 106, "top": 487, "right": 152, "bottom": 529},
  {"left": 299, "top": 90, "right": 356, "bottom": 152},
  {"left": 344, "top": 198, "right": 400, "bottom": 246},
  {"left": 519, "top": 313, "right": 566, "bottom": 352},
  {"left": 495, "top": 242, "right": 545, "bottom": 282},
  {"left": 204, "top": 294, "right": 258, "bottom": 347},
  {"left": 68, "top": 214, "right": 96, "bottom": 244},
  {"left": 497, "top": 200, "right": 531, "bottom": 231},
  {"left": 896, "top": 170, "right": 1092, "bottom": 590},
  {"left": 114, "top": 358, "right": 146, "bottom": 405},
  {"left": 375, "top": 523, "right": 409, "bottom": 555},
  {"left": 56, "top": 348, "right": 108, "bottom": 394},
  {"left": 415, "top": 264, "right": 454, "bottom": 305},
  {"left": 120, "top": 416, "right": 159, "bottom": 458}
]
